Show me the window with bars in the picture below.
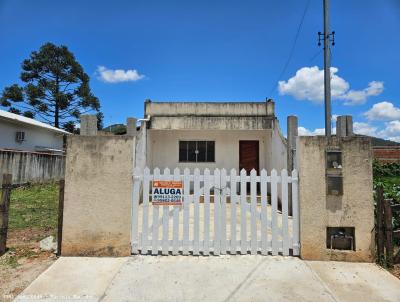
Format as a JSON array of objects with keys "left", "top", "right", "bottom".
[{"left": 179, "top": 141, "right": 215, "bottom": 162}]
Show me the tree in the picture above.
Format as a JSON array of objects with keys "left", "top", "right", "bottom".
[{"left": 0, "top": 42, "right": 101, "bottom": 130}]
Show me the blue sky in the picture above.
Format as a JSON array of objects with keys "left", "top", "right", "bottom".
[{"left": 0, "top": 0, "right": 399, "bottom": 140}]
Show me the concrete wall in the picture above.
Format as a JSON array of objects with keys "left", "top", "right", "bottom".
[
  {"left": 0, "top": 120, "right": 64, "bottom": 151},
  {"left": 297, "top": 136, "right": 374, "bottom": 262},
  {"left": 145, "top": 101, "right": 274, "bottom": 117},
  {"left": 148, "top": 130, "right": 272, "bottom": 172},
  {"left": 135, "top": 122, "right": 148, "bottom": 171},
  {"left": 62, "top": 135, "right": 134, "bottom": 256},
  {"left": 0, "top": 149, "right": 65, "bottom": 185},
  {"left": 270, "top": 120, "right": 287, "bottom": 173},
  {"left": 149, "top": 116, "right": 274, "bottom": 130},
  {"left": 146, "top": 101, "right": 275, "bottom": 130}
]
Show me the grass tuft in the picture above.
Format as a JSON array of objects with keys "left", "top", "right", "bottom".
[{"left": 2, "top": 183, "right": 59, "bottom": 230}]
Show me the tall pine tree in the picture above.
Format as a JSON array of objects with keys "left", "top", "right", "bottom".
[{"left": 0, "top": 42, "right": 101, "bottom": 131}]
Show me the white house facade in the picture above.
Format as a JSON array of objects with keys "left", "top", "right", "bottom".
[
  {"left": 135, "top": 100, "right": 287, "bottom": 173},
  {"left": 0, "top": 109, "right": 69, "bottom": 153}
]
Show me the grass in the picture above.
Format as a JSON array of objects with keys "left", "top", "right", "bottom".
[
  {"left": 377, "top": 176, "right": 400, "bottom": 186},
  {"left": 2, "top": 183, "right": 59, "bottom": 230},
  {"left": 0, "top": 183, "right": 59, "bottom": 269}
]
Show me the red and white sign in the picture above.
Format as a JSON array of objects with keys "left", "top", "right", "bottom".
[{"left": 152, "top": 180, "right": 183, "bottom": 205}]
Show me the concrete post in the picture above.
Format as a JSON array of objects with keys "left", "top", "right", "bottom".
[
  {"left": 80, "top": 115, "right": 98, "bottom": 136},
  {"left": 266, "top": 99, "right": 275, "bottom": 116},
  {"left": 134, "top": 121, "right": 148, "bottom": 171},
  {"left": 346, "top": 115, "right": 353, "bottom": 136},
  {"left": 296, "top": 136, "right": 374, "bottom": 262},
  {"left": 287, "top": 115, "right": 298, "bottom": 172},
  {"left": 126, "top": 118, "right": 137, "bottom": 136},
  {"left": 336, "top": 116, "right": 346, "bottom": 138},
  {"left": 336, "top": 115, "right": 353, "bottom": 137},
  {"left": 287, "top": 115, "right": 298, "bottom": 216}
]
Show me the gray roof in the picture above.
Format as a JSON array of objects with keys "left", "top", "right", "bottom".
[{"left": 0, "top": 109, "right": 70, "bottom": 134}]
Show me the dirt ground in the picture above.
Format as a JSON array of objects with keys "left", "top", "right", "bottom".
[
  {"left": 389, "top": 264, "right": 400, "bottom": 279},
  {"left": 0, "top": 228, "right": 57, "bottom": 302}
]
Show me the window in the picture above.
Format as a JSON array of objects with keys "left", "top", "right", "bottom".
[
  {"left": 179, "top": 141, "right": 215, "bottom": 162},
  {"left": 326, "top": 149, "right": 343, "bottom": 195},
  {"left": 326, "top": 150, "right": 342, "bottom": 169},
  {"left": 327, "top": 175, "right": 343, "bottom": 195},
  {"left": 15, "top": 131, "right": 25, "bottom": 142},
  {"left": 326, "top": 227, "right": 355, "bottom": 250}
]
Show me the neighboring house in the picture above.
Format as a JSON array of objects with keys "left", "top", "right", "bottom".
[
  {"left": 0, "top": 109, "right": 69, "bottom": 153},
  {"left": 373, "top": 146, "right": 400, "bottom": 163},
  {"left": 135, "top": 99, "right": 287, "bottom": 173}
]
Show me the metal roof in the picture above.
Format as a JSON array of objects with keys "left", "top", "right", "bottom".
[{"left": 0, "top": 109, "right": 70, "bottom": 134}]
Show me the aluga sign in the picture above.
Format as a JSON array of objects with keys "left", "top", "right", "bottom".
[{"left": 152, "top": 180, "right": 183, "bottom": 205}]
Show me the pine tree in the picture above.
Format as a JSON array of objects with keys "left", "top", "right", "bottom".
[{"left": 0, "top": 42, "right": 101, "bottom": 130}]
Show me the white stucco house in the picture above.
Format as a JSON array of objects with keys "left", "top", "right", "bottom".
[
  {"left": 135, "top": 99, "right": 288, "bottom": 173},
  {"left": 0, "top": 109, "right": 69, "bottom": 153}
]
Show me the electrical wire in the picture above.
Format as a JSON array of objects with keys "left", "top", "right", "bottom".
[
  {"left": 268, "top": 0, "right": 311, "bottom": 96},
  {"left": 309, "top": 49, "right": 323, "bottom": 63}
]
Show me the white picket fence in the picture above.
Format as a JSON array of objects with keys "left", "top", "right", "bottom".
[{"left": 131, "top": 167, "right": 300, "bottom": 256}]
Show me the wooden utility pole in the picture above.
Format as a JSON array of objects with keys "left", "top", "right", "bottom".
[
  {"left": 0, "top": 174, "right": 12, "bottom": 256},
  {"left": 376, "top": 186, "right": 384, "bottom": 260},
  {"left": 57, "top": 179, "right": 65, "bottom": 256},
  {"left": 383, "top": 199, "right": 394, "bottom": 267}
]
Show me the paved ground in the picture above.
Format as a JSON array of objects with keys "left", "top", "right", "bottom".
[{"left": 14, "top": 256, "right": 400, "bottom": 302}]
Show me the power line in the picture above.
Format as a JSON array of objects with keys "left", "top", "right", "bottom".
[
  {"left": 309, "top": 49, "right": 323, "bottom": 63},
  {"left": 268, "top": 0, "right": 311, "bottom": 96}
]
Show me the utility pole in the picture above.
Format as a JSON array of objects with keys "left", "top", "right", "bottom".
[{"left": 318, "top": 0, "right": 335, "bottom": 137}]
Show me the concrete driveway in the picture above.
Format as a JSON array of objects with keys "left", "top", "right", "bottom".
[{"left": 15, "top": 256, "right": 400, "bottom": 302}]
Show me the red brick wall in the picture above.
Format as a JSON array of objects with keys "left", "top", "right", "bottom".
[{"left": 373, "top": 147, "right": 400, "bottom": 163}]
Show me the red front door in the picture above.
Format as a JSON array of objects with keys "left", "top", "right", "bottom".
[{"left": 239, "top": 140, "right": 260, "bottom": 174}]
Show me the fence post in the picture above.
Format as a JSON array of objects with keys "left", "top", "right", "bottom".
[
  {"left": 0, "top": 174, "right": 12, "bottom": 256},
  {"left": 376, "top": 186, "right": 384, "bottom": 261},
  {"left": 383, "top": 199, "right": 393, "bottom": 267},
  {"left": 57, "top": 179, "right": 65, "bottom": 256}
]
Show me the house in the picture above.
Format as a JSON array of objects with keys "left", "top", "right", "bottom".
[
  {"left": 0, "top": 109, "right": 69, "bottom": 153},
  {"left": 65, "top": 101, "right": 375, "bottom": 262},
  {"left": 135, "top": 99, "right": 287, "bottom": 173}
]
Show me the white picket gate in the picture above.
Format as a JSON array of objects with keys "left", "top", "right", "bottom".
[{"left": 131, "top": 167, "right": 300, "bottom": 256}]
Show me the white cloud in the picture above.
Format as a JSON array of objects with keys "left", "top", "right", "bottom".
[
  {"left": 353, "top": 122, "right": 378, "bottom": 136},
  {"left": 279, "top": 66, "right": 347, "bottom": 103},
  {"left": 379, "top": 120, "right": 400, "bottom": 137},
  {"left": 96, "top": 66, "right": 145, "bottom": 83},
  {"left": 278, "top": 66, "right": 383, "bottom": 105},
  {"left": 299, "top": 122, "right": 379, "bottom": 137},
  {"left": 343, "top": 81, "right": 384, "bottom": 105},
  {"left": 298, "top": 126, "right": 335, "bottom": 136},
  {"left": 364, "top": 101, "right": 400, "bottom": 121},
  {"left": 299, "top": 119, "right": 400, "bottom": 143},
  {"left": 387, "top": 136, "right": 400, "bottom": 143},
  {"left": 297, "top": 126, "right": 312, "bottom": 136}
]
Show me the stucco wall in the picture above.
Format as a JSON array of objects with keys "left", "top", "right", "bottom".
[
  {"left": 297, "top": 136, "right": 374, "bottom": 262},
  {"left": 0, "top": 120, "right": 64, "bottom": 151},
  {"left": 62, "top": 135, "right": 134, "bottom": 256},
  {"left": 146, "top": 101, "right": 275, "bottom": 130},
  {"left": 145, "top": 101, "right": 274, "bottom": 117},
  {"left": 148, "top": 130, "right": 272, "bottom": 172},
  {"left": 270, "top": 120, "right": 287, "bottom": 173},
  {"left": 135, "top": 123, "right": 148, "bottom": 171},
  {"left": 149, "top": 116, "right": 274, "bottom": 130}
]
